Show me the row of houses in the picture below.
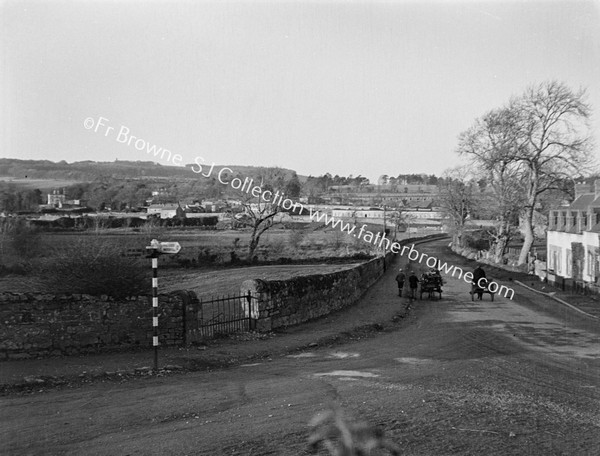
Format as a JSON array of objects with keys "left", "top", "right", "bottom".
[
  {"left": 145, "top": 200, "right": 243, "bottom": 218},
  {"left": 546, "top": 180, "right": 600, "bottom": 293},
  {"left": 316, "top": 184, "right": 439, "bottom": 207}
]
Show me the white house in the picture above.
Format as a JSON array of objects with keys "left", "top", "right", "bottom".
[
  {"left": 402, "top": 208, "right": 445, "bottom": 220},
  {"left": 331, "top": 208, "right": 388, "bottom": 219},
  {"left": 547, "top": 180, "right": 600, "bottom": 292},
  {"left": 146, "top": 203, "right": 185, "bottom": 219}
]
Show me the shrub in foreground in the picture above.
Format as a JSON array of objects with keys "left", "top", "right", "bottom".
[{"left": 37, "top": 236, "right": 149, "bottom": 299}]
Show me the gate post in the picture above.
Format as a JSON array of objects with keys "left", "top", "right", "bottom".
[{"left": 246, "top": 291, "right": 254, "bottom": 330}]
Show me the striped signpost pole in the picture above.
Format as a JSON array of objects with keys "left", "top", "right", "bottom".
[
  {"left": 151, "top": 254, "right": 159, "bottom": 372},
  {"left": 146, "top": 239, "right": 181, "bottom": 374}
]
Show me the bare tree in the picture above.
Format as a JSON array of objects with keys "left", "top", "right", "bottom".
[
  {"left": 240, "top": 167, "right": 291, "bottom": 261},
  {"left": 437, "top": 166, "right": 479, "bottom": 247},
  {"left": 457, "top": 81, "right": 593, "bottom": 264},
  {"left": 457, "top": 108, "right": 527, "bottom": 262},
  {"left": 512, "top": 81, "right": 593, "bottom": 264}
]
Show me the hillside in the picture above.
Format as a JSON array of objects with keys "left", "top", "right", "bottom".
[{"left": 0, "top": 158, "right": 302, "bottom": 185}]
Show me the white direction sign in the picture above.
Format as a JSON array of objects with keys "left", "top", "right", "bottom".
[
  {"left": 158, "top": 242, "right": 181, "bottom": 254},
  {"left": 146, "top": 239, "right": 181, "bottom": 254}
]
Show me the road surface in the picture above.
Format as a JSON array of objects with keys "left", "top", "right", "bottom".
[{"left": 2, "top": 241, "right": 599, "bottom": 455}]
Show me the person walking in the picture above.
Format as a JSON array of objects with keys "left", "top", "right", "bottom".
[
  {"left": 395, "top": 268, "right": 406, "bottom": 297},
  {"left": 408, "top": 271, "right": 419, "bottom": 300},
  {"left": 472, "top": 264, "right": 487, "bottom": 300}
]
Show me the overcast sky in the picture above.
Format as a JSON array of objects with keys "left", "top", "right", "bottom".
[{"left": 1, "top": 0, "right": 599, "bottom": 182}]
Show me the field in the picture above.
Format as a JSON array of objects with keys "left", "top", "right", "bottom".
[
  {"left": 0, "top": 220, "right": 439, "bottom": 297},
  {"left": 0, "top": 177, "right": 81, "bottom": 191},
  {"left": 1, "top": 224, "right": 393, "bottom": 262},
  {"left": 0, "top": 225, "right": 407, "bottom": 295}
]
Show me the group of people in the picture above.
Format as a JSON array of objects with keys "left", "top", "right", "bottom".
[
  {"left": 393, "top": 268, "right": 419, "bottom": 299},
  {"left": 395, "top": 264, "right": 486, "bottom": 300}
]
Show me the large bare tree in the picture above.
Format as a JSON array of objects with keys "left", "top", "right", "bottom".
[
  {"left": 457, "top": 108, "right": 527, "bottom": 261},
  {"left": 238, "top": 167, "right": 294, "bottom": 261},
  {"left": 512, "top": 81, "right": 593, "bottom": 264},
  {"left": 458, "top": 81, "right": 593, "bottom": 265}
]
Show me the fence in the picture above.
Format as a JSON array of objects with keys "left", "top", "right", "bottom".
[{"left": 184, "top": 292, "right": 262, "bottom": 342}]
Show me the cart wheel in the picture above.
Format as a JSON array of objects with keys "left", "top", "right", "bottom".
[
  {"left": 491, "top": 293, "right": 494, "bottom": 302},
  {"left": 471, "top": 291, "right": 474, "bottom": 301}
]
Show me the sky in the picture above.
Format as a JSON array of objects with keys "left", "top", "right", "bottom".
[{"left": 1, "top": 0, "right": 599, "bottom": 183}]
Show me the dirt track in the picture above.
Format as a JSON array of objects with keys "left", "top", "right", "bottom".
[{"left": 2, "top": 240, "right": 600, "bottom": 455}]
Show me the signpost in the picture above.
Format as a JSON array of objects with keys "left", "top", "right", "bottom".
[{"left": 145, "top": 239, "right": 181, "bottom": 373}]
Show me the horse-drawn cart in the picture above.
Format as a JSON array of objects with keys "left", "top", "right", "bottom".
[
  {"left": 420, "top": 272, "right": 443, "bottom": 300},
  {"left": 470, "top": 278, "right": 495, "bottom": 301}
]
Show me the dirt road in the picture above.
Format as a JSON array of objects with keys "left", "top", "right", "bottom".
[{"left": 2, "top": 241, "right": 600, "bottom": 455}]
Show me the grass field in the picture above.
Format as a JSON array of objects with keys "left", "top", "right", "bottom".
[
  {"left": 0, "top": 177, "right": 82, "bottom": 191},
  {"left": 1, "top": 226, "right": 385, "bottom": 264},
  {"left": 0, "top": 263, "right": 360, "bottom": 296},
  {"left": 0, "top": 225, "right": 431, "bottom": 295},
  {"left": 0, "top": 226, "right": 378, "bottom": 294}
]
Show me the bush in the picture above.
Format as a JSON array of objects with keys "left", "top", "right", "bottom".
[
  {"left": 37, "top": 236, "right": 149, "bottom": 298},
  {"left": 288, "top": 228, "right": 306, "bottom": 249},
  {"left": 464, "top": 230, "right": 491, "bottom": 251}
]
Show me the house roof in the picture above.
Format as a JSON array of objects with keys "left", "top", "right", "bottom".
[
  {"left": 148, "top": 204, "right": 180, "bottom": 210},
  {"left": 569, "top": 194, "right": 596, "bottom": 210}
]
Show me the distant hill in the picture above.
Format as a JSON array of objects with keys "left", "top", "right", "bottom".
[{"left": 0, "top": 158, "right": 302, "bottom": 185}]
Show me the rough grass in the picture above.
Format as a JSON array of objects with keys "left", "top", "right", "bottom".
[{"left": 0, "top": 227, "right": 374, "bottom": 294}]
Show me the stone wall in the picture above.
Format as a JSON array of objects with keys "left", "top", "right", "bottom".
[
  {"left": 0, "top": 292, "right": 185, "bottom": 359},
  {"left": 239, "top": 234, "right": 448, "bottom": 331},
  {"left": 239, "top": 250, "right": 393, "bottom": 331}
]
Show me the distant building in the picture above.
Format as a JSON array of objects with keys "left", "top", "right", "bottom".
[
  {"left": 331, "top": 208, "right": 386, "bottom": 219},
  {"left": 402, "top": 208, "right": 444, "bottom": 220},
  {"left": 184, "top": 203, "right": 205, "bottom": 213},
  {"left": 146, "top": 203, "right": 185, "bottom": 219},
  {"left": 46, "top": 189, "right": 86, "bottom": 208},
  {"left": 547, "top": 180, "right": 600, "bottom": 293},
  {"left": 47, "top": 189, "right": 66, "bottom": 207},
  {"left": 323, "top": 184, "right": 439, "bottom": 207},
  {"left": 202, "top": 200, "right": 228, "bottom": 212}
]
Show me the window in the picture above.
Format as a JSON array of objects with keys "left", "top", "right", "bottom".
[
  {"left": 549, "top": 245, "right": 559, "bottom": 272},
  {"left": 566, "top": 249, "right": 572, "bottom": 277},
  {"left": 588, "top": 249, "right": 596, "bottom": 279}
]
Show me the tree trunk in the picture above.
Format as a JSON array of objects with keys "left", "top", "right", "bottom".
[
  {"left": 518, "top": 181, "right": 538, "bottom": 265},
  {"left": 247, "top": 226, "right": 260, "bottom": 261},
  {"left": 493, "top": 235, "right": 509, "bottom": 263},
  {"left": 518, "top": 207, "right": 535, "bottom": 265},
  {"left": 492, "top": 220, "right": 511, "bottom": 263},
  {"left": 452, "top": 232, "right": 461, "bottom": 248}
]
